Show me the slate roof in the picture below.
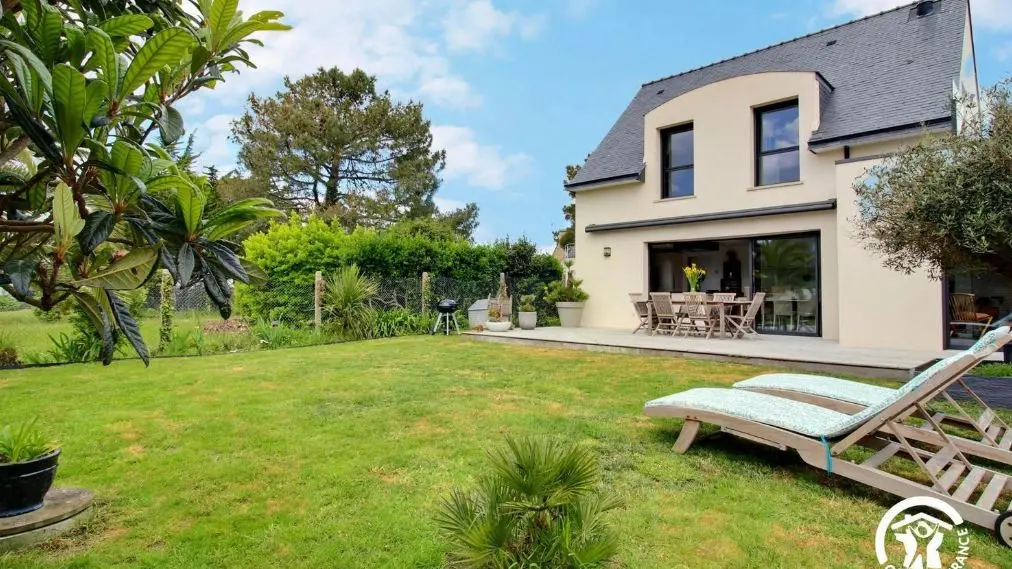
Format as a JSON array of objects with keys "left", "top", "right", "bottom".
[{"left": 568, "top": 0, "right": 968, "bottom": 188}]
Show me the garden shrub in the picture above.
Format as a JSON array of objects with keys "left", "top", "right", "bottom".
[
  {"left": 0, "top": 292, "right": 21, "bottom": 312},
  {"left": 436, "top": 436, "right": 620, "bottom": 569},
  {"left": 370, "top": 309, "right": 436, "bottom": 338},
  {"left": 0, "top": 334, "right": 21, "bottom": 367},
  {"left": 238, "top": 215, "right": 562, "bottom": 324}
]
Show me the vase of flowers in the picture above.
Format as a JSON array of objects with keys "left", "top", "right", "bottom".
[{"left": 683, "top": 263, "right": 706, "bottom": 292}]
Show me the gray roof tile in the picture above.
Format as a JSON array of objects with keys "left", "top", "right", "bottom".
[{"left": 568, "top": 0, "right": 967, "bottom": 187}]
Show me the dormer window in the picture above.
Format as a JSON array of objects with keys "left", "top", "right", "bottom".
[
  {"left": 755, "top": 100, "right": 800, "bottom": 186},
  {"left": 661, "top": 123, "right": 694, "bottom": 198}
]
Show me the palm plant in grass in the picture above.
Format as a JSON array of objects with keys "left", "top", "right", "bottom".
[
  {"left": 436, "top": 436, "right": 620, "bottom": 569},
  {"left": 323, "top": 265, "right": 379, "bottom": 339}
]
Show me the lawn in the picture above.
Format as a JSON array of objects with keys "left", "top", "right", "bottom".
[
  {"left": 1, "top": 337, "right": 1010, "bottom": 568},
  {"left": 0, "top": 309, "right": 220, "bottom": 362}
]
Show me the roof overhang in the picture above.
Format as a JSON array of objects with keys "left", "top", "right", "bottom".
[
  {"left": 809, "top": 117, "right": 953, "bottom": 152},
  {"left": 564, "top": 167, "right": 644, "bottom": 192},
  {"left": 584, "top": 199, "right": 837, "bottom": 233}
]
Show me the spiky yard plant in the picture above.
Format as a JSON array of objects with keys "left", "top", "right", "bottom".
[
  {"left": 323, "top": 265, "right": 380, "bottom": 339},
  {"left": 436, "top": 436, "right": 620, "bottom": 569}
]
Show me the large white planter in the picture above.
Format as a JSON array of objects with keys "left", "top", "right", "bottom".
[
  {"left": 518, "top": 312, "right": 537, "bottom": 330},
  {"left": 485, "top": 321, "right": 512, "bottom": 333},
  {"left": 556, "top": 302, "right": 585, "bottom": 328}
]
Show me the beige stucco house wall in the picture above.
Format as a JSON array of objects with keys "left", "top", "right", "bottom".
[
  {"left": 572, "top": 71, "right": 947, "bottom": 351},
  {"left": 564, "top": 1, "right": 975, "bottom": 352}
]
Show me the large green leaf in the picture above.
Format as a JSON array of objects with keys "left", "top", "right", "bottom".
[
  {"left": 84, "top": 79, "right": 109, "bottom": 125},
  {"left": 177, "top": 242, "right": 195, "bottom": 285},
  {"left": 53, "top": 183, "right": 85, "bottom": 249},
  {"left": 78, "top": 211, "right": 116, "bottom": 255},
  {"left": 72, "top": 245, "right": 160, "bottom": 290},
  {"left": 52, "top": 64, "right": 88, "bottom": 155},
  {"left": 99, "top": 14, "right": 154, "bottom": 37},
  {"left": 208, "top": 0, "right": 240, "bottom": 49},
  {"left": 39, "top": 8, "right": 63, "bottom": 65},
  {"left": 85, "top": 28, "right": 118, "bottom": 94},
  {"left": 3, "top": 258, "right": 35, "bottom": 297},
  {"left": 71, "top": 290, "right": 117, "bottom": 366},
  {"left": 0, "top": 40, "right": 52, "bottom": 93},
  {"left": 158, "top": 105, "right": 184, "bottom": 145},
  {"left": 121, "top": 28, "right": 196, "bottom": 97},
  {"left": 106, "top": 290, "right": 149, "bottom": 366},
  {"left": 176, "top": 184, "right": 205, "bottom": 236},
  {"left": 145, "top": 175, "right": 190, "bottom": 193}
]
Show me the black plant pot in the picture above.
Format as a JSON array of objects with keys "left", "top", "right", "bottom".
[{"left": 0, "top": 449, "right": 60, "bottom": 518}]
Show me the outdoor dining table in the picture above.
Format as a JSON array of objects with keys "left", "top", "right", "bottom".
[{"left": 643, "top": 296, "right": 752, "bottom": 338}]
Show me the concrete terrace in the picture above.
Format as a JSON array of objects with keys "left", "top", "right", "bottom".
[{"left": 465, "top": 327, "right": 997, "bottom": 380}]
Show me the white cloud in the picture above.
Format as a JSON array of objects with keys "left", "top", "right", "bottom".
[
  {"left": 416, "top": 76, "right": 482, "bottom": 108},
  {"left": 830, "top": 0, "right": 1012, "bottom": 29},
  {"left": 185, "top": 0, "right": 478, "bottom": 111},
  {"left": 442, "top": 0, "right": 546, "bottom": 52},
  {"left": 434, "top": 196, "right": 468, "bottom": 212},
  {"left": 193, "top": 114, "right": 237, "bottom": 172},
  {"left": 431, "top": 125, "right": 533, "bottom": 190}
]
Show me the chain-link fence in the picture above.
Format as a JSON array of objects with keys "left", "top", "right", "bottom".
[{"left": 0, "top": 269, "right": 556, "bottom": 368}]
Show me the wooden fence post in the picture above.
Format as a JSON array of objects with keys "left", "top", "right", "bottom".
[
  {"left": 421, "top": 272, "right": 430, "bottom": 315},
  {"left": 314, "top": 271, "right": 323, "bottom": 330}
]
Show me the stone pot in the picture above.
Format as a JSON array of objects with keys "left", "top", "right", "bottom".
[
  {"left": 0, "top": 449, "right": 60, "bottom": 518},
  {"left": 556, "top": 302, "right": 585, "bottom": 328},
  {"left": 485, "top": 321, "right": 512, "bottom": 333},
  {"left": 518, "top": 311, "right": 537, "bottom": 330}
]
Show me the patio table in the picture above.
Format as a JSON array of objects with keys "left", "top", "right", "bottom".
[
  {"left": 644, "top": 297, "right": 752, "bottom": 338},
  {"left": 704, "top": 298, "right": 752, "bottom": 338}
]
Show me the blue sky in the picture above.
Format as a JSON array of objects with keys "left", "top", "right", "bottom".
[{"left": 181, "top": 0, "right": 1012, "bottom": 251}]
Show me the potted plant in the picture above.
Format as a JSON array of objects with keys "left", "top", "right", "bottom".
[
  {"left": 683, "top": 263, "right": 706, "bottom": 292},
  {"left": 517, "top": 295, "right": 537, "bottom": 330},
  {"left": 485, "top": 277, "right": 513, "bottom": 332},
  {"left": 545, "top": 262, "right": 589, "bottom": 328},
  {"left": 0, "top": 420, "right": 60, "bottom": 518}
]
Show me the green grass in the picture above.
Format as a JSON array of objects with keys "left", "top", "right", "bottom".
[
  {"left": 0, "top": 338, "right": 1010, "bottom": 568},
  {"left": 976, "top": 362, "right": 1012, "bottom": 378},
  {"left": 0, "top": 309, "right": 219, "bottom": 362}
]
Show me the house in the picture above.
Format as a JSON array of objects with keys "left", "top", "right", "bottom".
[{"left": 565, "top": 0, "right": 982, "bottom": 352}]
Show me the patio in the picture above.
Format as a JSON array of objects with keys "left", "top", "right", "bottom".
[{"left": 466, "top": 326, "right": 998, "bottom": 379}]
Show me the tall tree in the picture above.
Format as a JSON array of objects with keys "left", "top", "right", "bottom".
[
  {"left": 231, "top": 67, "right": 459, "bottom": 230},
  {"left": 554, "top": 162, "right": 583, "bottom": 248},
  {"left": 855, "top": 80, "right": 1012, "bottom": 279}
]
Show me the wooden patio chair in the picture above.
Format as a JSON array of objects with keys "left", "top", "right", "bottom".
[
  {"left": 629, "top": 293, "right": 651, "bottom": 335},
  {"left": 648, "top": 293, "right": 677, "bottom": 335},
  {"left": 950, "top": 293, "right": 992, "bottom": 338},
  {"left": 674, "top": 292, "right": 717, "bottom": 338},
  {"left": 644, "top": 342, "right": 1012, "bottom": 547},
  {"left": 726, "top": 292, "right": 765, "bottom": 339},
  {"left": 732, "top": 327, "right": 1012, "bottom": 466}
]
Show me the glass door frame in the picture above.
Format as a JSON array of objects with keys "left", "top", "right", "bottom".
[{"left": 750, "top": 231, "right": 823, "bottom": 338}]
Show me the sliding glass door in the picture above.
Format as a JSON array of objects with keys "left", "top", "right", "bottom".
[{"left": 752, "top": 234, "right": 820, "bottom": 336}]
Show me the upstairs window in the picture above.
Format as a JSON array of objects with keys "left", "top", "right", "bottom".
[
  {"left": 661, "top": 124, "right": 694, "bottom": 198},
  {"left": 755, "top": 100, "right": 800, "bottom": 186}
]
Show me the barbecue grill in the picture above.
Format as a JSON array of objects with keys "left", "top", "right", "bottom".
[{"left": 431, "top": 299, "right": 460, "bottom": 335}]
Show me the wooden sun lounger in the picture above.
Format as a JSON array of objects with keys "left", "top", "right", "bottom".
[
  {"left": 733, "top": 327, "right": 1012, "bottom": 466},
  {"left": 644, "top": 351, "right": 1012, "bottom": 546}
]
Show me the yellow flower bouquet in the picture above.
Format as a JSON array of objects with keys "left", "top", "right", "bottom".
[{"left": 683, "top": 263, "right": 706, "bottom": 292}]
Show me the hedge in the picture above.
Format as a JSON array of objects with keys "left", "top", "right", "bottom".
[{"left": 236, "top": 215, "right": 563, "bottom": 324}]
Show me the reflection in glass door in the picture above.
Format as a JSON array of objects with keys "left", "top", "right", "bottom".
[{"left": 752, "top": 234, "right": 820, "bottom": 336}]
